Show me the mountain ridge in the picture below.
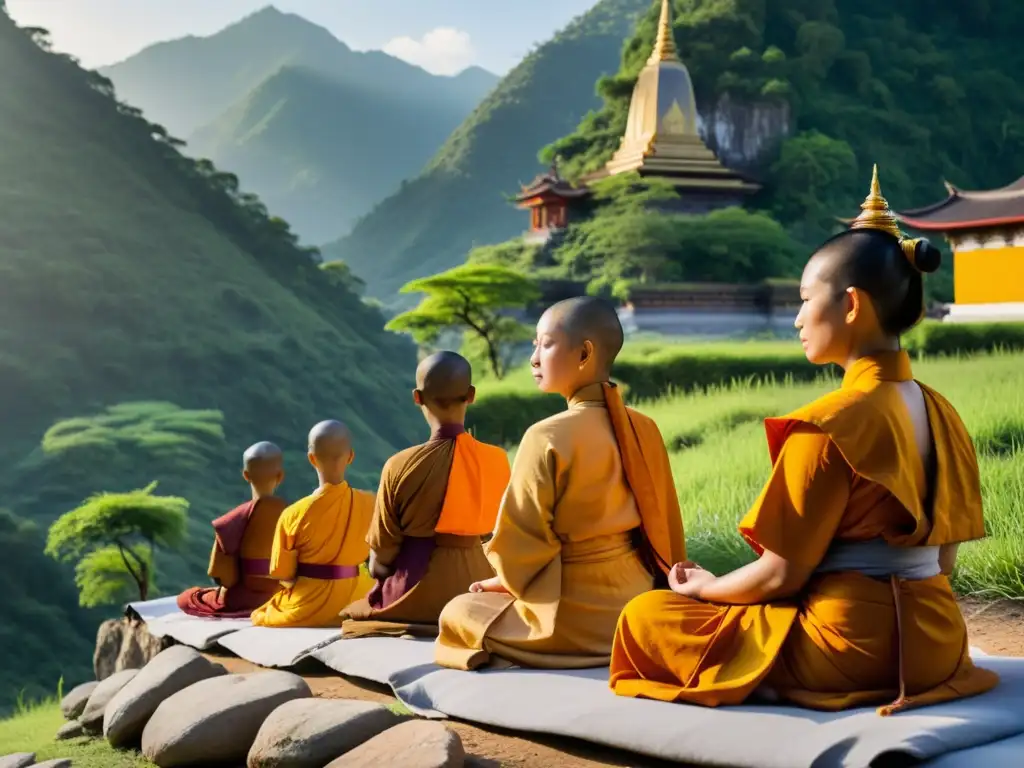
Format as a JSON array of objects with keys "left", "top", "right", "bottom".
[
  {"left": 320, "top": 0, "right": 652, "bottom": 302},
  {"left": 100, "top": 4, "right": 498, "bottom": 138}
]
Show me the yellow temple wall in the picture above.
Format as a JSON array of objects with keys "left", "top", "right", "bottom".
[{"left": 954, "top": 245, "right": 1024, "bottom": 304}]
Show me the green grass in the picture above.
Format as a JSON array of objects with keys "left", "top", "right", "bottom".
[
  {"left": 0, "top": 687, "right": 152, "bottom": 768},
  {"left": 625, "top": 352, "right": 1024, "bottom": 596},
  {"left": 483, "top": 348, "right": 1024, "bottom": 597}
]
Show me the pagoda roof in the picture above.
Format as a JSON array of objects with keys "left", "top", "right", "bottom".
[
  {"left": 515, "top": 165, "right": 591, "bottom": 203},
  {"left": 895, "top": 175, "right": 1024, "bottom": 231}
]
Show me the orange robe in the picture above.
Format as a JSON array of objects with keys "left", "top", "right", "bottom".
[
  {"left": 340, "top": 424, "right": 511, "bottom": 638},
  {"left": 435, "top": 382, "right": 686, "bottom": 670},
  {"left": 176, "top": 496, "right": 287, "bottom": 618},
  {"left": 610, "top": 350, "right": 998, "bottom": 714},
  {"left": 250, "top": 482, "right": 375, "bottom": 628}
]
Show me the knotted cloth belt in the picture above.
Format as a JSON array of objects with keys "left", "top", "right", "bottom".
[
  {"left": 814, "top": 539, "right": 942, "bottom": 715},
  {"left": 295, "top": 563, "right": 360, "bottom": 580}
]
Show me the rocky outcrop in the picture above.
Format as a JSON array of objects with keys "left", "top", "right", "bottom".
[
  {"left": 94, "top": 617, "right": 173, "bottom": 680},
  {"left": 248, "top": 699, "right": 406, "bottom": 768},
  {"left": 79, "top": 668, "right": 140, "bottom": 733},
  {"left": 699, "top": 93, "right": 792, "bottom": 173},
  {"left": 59, "top": 680, "right": 98, "bottom": 720},
  {"left": 104, "top": 645, "right": 227, "bottom": 747},
  {"left": 0, "top": 755, "right": 35, "bottom": 768},
  {"left": 141, "top": 671, "right": 312, "bottom": 766},
  {"left": 325, "top": 721, "right": 465, "bottom": 768}
]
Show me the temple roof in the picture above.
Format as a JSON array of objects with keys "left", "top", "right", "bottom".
[
  {"left": 515, "top": 162, "right": 592, "bottom": 203},
  {"left": 895, "top": 175, "right": 1024, "bottom": 231}
]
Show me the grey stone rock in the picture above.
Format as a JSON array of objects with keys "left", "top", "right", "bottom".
[
  {"left": 0, "top": 754, "right": 35, "bottom": 768},
  {"left": 60, "top": 681, "right": 97, "bottom": 720},
  {"left": 56, "top": 720, "right": 87, "bottom": 740},
  {"left": 94, "top": 619, "right": 125, "bottom": 680},
  {"left": 325, "top": 721, "right": 465, "bottom": 768},
  {"left": 247, "top": 699, "right": 406, "bottom": 768},
  {"left": 94, "top": 618, "right": 172, "bottom": 681},
  {"left": 79, "top": 668, "right": 139, "bottom": 733},
  {"left": 34, "top": 760, "right": 73, "bottom": 768},
  {"left": 141, "top": 671, "right": 311, "bottom": 767},
  {"left": 104, "top": 645, "right": 226, "bottom": 747}
]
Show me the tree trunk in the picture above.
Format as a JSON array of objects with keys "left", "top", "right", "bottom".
[{"left": 484, "top": 334, "right": 503, "bottom": 379}]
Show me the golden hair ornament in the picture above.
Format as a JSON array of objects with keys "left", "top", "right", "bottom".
[{"left": 849, "top": 164, "right": 922, "bottom": 272}]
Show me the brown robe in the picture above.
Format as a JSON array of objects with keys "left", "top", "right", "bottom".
[
  {"left": 176, "top": 496, "right": 287, "bottom": 618},
  {"left": 340, "top": 424, "right": 510, "bottom": 638}
]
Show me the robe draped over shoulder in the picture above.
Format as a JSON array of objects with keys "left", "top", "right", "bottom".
[
  {"left": 435, "top": 382, "right": 686, "bottom": 670},
  {"left": 610, "top": 350, "right": 997, "bottom": 714},
  {"left": 250, "top": 482, "right": 375, "bottom": 628},
  {"left": 176, "top": 496, "right": 287, "bottom": 618},
  {"left": 340, "top": 425, "right": 510, "bottom": 638}
]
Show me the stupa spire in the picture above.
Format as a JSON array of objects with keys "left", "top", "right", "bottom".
[{"left": 649, "top": 0, "right": 679, "bottom": 64}]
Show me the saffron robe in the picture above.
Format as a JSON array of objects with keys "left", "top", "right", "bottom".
[
  {"left": 435, "top": 382, "right": 686, "bottom": 670},
  {"left": 250, "top": 481, "right": 376, "bottom": 628},
  {"left": 610, "top": 350, "right": 998, "bottom": 715},
  {"left": 176, "top": 496, "right": 287, "bottom": 618},
  {"left": 340, "top": 424, "right": 511, "bottom": 638}
]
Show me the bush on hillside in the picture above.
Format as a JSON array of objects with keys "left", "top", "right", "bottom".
[{"left": 905, "top": 322, "right": 1024, "bottom": 357}]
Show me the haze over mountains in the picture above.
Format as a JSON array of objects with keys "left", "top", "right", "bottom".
[{"left": 102, "top": 5, "right": 499, "bottom": 242}]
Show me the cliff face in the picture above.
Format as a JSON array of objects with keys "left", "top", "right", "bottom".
[{"left": 699, "top": 94, "right": 791, "bottom": 174}]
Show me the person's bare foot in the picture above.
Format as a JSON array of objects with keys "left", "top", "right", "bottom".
[{"left": 469, "top": 576, "right": 510, "bottom": 594}]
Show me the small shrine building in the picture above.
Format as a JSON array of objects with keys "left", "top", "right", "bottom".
[
  {"left": 896, "top": 176, "right": 1024, "bottom": 323},
  {"left": 514, "top": 162, "right": 592, "bottom": 242}
]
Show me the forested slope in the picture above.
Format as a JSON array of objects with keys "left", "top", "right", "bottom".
[{"left": 0, "top": 12, "right": 421, "bottom": 708}]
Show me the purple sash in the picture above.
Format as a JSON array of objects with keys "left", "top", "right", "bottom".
[
  {"left": 367, "top": 537, "right": 436, "bottom": 610},
  {"left": 296, "top": 563, "right": 360, "bottom": 580}
]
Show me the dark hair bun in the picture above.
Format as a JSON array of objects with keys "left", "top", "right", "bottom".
[{"left": 913, "top": 239, "right": 942, "bottom": 274}]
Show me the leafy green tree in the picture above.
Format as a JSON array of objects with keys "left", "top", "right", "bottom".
[
  {"left": 768, "top": 131, "right": 859, "bottom": 244},
  {"left": 388, "top": 264, "right": 540, "bottom": 379},
  {"left": 40, "top": 402, "right": 224, "bottom": 477},
  {"left": 320, "top": 260, "right": 366, "bottom": 296},
  {"left": 45, "top": 482, "right": 189, "bottom": 605}
]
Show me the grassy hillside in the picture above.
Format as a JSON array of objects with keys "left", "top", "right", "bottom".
[
  {"left": 549, "top": 0, "right": 1024, "bottom": 252},
  {"left": 188, "top": 64, "right": 487, "bottom": 244},
  {"left": 100, "top": 6, "right": 497, "bottom": 139},
  {"left": 0, "top": 11, "right": 423, "bottom": 707},
  {"left": 320, "top": 0, "right": 652, "bottom": 302}
]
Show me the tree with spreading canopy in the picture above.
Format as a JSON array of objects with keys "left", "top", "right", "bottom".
[
  {"left": 387, "top": 264, "right": 540, "bottom": 379},
  {"left": 45, "top": 482, "right": 189, "bottom": 606}
]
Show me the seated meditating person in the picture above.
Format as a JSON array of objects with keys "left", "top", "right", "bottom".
[
  {"left": 251, "top": 420, "right": 376, "bottom": 628},
  {"left": 435, "top": 296, "right": 687, "bottom": 670},
  {"left": 177, "top": 441, "right": 288, "bottom": 618},
  {"left": 339, "top": 351, "right": 511, "bottom": 638},
  {"left": 610, "top": 167, "right": 999, "bottom": 715}
]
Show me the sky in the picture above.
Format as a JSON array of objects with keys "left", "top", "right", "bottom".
[{"left": 5, "top": 0, "right": 599, "bottom": 76}]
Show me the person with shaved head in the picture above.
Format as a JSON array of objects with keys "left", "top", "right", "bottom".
[
  {"left": 435, "top": 296, "right": 686, "bottom": 671},
  {"left": 251, "top": 420, "right": 376, "bottom": 627},
  {"left": 340, "top": 351, "right": 511, "bottom": 638},
  {"left": 177, "top": 441, "right": 289, "bottom": 618}
]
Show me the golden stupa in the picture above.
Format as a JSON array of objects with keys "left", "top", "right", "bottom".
[{"left": 599, "top": 0, "right": 759, "bottom": 194}]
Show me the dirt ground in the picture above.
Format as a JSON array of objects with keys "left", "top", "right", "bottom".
[{"left": 208, "top": 600, "right": 1024, "bottom": 768}]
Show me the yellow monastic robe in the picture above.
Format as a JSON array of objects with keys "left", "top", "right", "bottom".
[
  {"left": 610, "top": 351, "right": 998, "bottom": 715},
  {"left": 435, "top": 382, "right": 686, "bottom": 670},
  {"left": 250, "top": 481, "right": 375, "bottom": 628}
]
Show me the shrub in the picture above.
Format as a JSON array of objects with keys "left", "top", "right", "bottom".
[{"left": 905, "top": 321, "right": 1024, "bottom": 357}]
